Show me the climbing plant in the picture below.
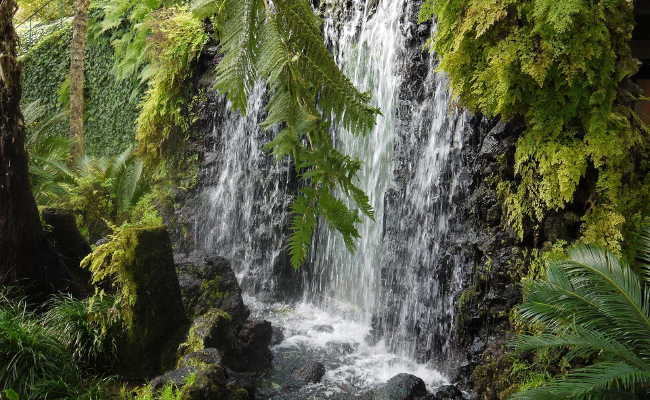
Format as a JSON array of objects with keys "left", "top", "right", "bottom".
[{"left": 420, "top": 0, "right": 650, "bottom": 248}]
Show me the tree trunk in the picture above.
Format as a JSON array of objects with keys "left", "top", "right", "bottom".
[
  {"left": 0, "top": 0, "right": 69, "bottom": 294},
  {"left": 70, "top": 0, "right": 89, "bottom": 158}
]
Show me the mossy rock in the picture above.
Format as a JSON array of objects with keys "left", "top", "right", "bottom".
[
  {"left": 176, "top": 254, "right": 250, "bottom": 323},
  {"left": 116, "top": 226, "right": 188, "bottom": 379},
  {"left": 179, "top": 308, "right": 234, "bottom": 358},
  {"left": 180, "top": 365, "right": 248, "bottom": 400}
]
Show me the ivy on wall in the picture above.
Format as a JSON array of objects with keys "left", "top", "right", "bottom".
[
  {"left": 20, "top": 18, "right": 141, "bottom": 157},
  {"left": 420, "top": 0, "right": 650, "bottom": 250}
]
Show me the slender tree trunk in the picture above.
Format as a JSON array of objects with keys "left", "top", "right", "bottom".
[
  {"left": 0, "top": 0, "right": 69, "bottom": 294},
  {"left": 70, "top": 0, "right": 89, "bottom": 158}
]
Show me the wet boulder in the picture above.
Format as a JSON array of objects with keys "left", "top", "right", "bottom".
[
  {"left": 227, "top": 319, "right": 273, "bottom": 372},
  {"left": 312, "top": 324, "right": 334, "bottom": 333},
  {"left": 175, "top": 253, "right": 250, "bottom": 324},
  {"left": 291, "top": 361, "right": 326, "bottom": 384},
  {"left": 374, "top": 374, "right": 428, "bottom": 400}
]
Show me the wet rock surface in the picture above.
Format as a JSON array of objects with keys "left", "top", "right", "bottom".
[
  {"left": 373, "top": 374, "right": 427, "bottom": 400},
  {"left": 176, "top": 253, "right": 250, "bottom": 323},
  {"left": 291, "top": 361, "right": 326, "bottom": 384}
]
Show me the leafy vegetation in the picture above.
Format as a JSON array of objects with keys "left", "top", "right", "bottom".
[
  {"left": 509, "top": 230, "right": 650, "bottom": 399},
  {"left": 419, "top": 0, "right": 650, "bottom": 248},
  {"left": 0, "top": 291, "right": 113, "bottom": 399}
]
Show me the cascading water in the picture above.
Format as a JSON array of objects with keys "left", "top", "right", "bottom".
[
  {"left": 184, "top": 0, "right": 473, "bottom": 394},
  {"left": 310, "top": 0, "right": 471, "bottom": 369},
  {"left": 188, "top": 84, "right": 296, "bottom": 298}
]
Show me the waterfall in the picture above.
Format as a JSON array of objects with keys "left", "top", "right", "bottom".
[
  {"left": 310, "top": 0, "right": 470, "bottom": 367},
  {"left": 185, "top": 0, "right": 472, "bottom": 383}
]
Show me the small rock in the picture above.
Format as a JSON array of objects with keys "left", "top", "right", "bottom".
[
  {"left": 326, "top": 341, "right": 358, "bottom": 355},
  {"left": 180, "top": 364, "right": 249, "bottom": 400},
  {"left": 292, "top": 361, "right": 326, "bottom": 384},
  {"left": 228, "top": 320, "right": 273, "bottom": 372},
  {"left": 312, "top": 324, "right": 334, "bottom": 333},
  {"left": 150, "top": 366, "right": 198, "bottom": 391},
  {"left": 432, "top": 385, "right": 464, "bottom": 400},
  {"left": 271, "top": 326, "right": 285, "bottom": 345},
  {"left": 374, "top": 373, "right": 427, "bottom": 400}
]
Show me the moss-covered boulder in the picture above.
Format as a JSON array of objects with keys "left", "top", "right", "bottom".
[
  {"left": 178, "top": 308, "right": 273, "bottom": 374},
  {"left": 175, "top": 254, "right": 250, "bottom": 323},
  {"left": 114, "top": 226, "right": 188, "bottom": 379}
]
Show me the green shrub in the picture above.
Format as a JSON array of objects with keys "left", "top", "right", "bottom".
[
  {"left": 44, "top": 294, "right": 121, "bottom": 371},
  {"left": 0, "top": 294, "right": 77, "bottom": 399}
]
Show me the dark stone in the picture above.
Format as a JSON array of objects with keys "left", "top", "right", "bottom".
[
  {"left": 374, "top": 374, "right": 428, "bottom": 400},
  {"left": 175, "top": 253, "right": 250, "bottom": 324},
  {"left": 150, "top": 366, "right": 198, "bottom": 391},
  {"left": 271, "top": 326, "right": 285, "bottom": 346},
  {"left": 312, "top": 324, "right": 334, "bottom": 333},
  {"left": 116, "top": 226, "right": 188, "bottom": 379},
  {"left": 291, "top": 361, "right": 326, "bottom": 384},
  {"left": 179, "top": 348, "right": 222, "bottom": 369},
  {"left": 41, "top": 208, "right": 93, "bottom": 297},
  {"left": 431, "top": 385, "right": 464, "bottom": 400},
  {"left": 229, "top": 319, "right": 273, "bottom": 372}
]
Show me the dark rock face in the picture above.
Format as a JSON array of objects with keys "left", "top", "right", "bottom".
[
  {"left": 180, "top": 365, "right": 249, "bottom": 400},
  {"left": 116, "top": 226, "right": 188, "bottom": 379},
  {"left": 176, "top": 253, "right": 250, "bottom": 323},
  {"left": 374, "top": 374, "right": 428, "bottom": 400},
  {"left": 291, "top": 361, "right": 326, "bottom": 384},
  {"left": 182, "top": 310, "right": 272, "bottom": 374},
  {"left": 150, "top": 366, "right": 198, "bottom": 391}
]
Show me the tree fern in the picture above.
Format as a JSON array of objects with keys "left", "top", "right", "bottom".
[{"left": 510, "top": 230, "right": 650, "bottom": 399}]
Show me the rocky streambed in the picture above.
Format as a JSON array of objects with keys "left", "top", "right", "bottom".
[{"left": 148, "top": 252, "right": 468, "bottom": 399}]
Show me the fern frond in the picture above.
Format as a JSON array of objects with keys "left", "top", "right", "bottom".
[{"left": 214, "top": 0, "right": 265, "bottom": 112}]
